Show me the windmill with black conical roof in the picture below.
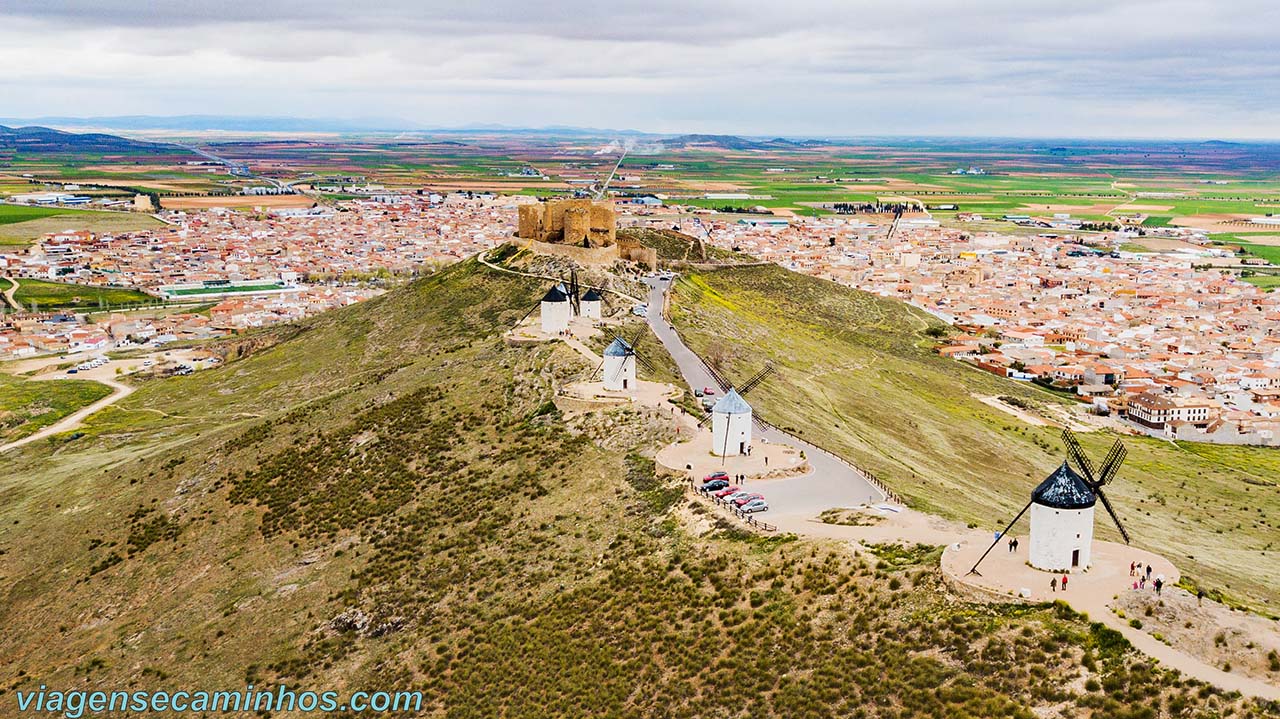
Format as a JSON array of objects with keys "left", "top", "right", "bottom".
[{"left": 968, "top": 429, "right": 1130, "bottom": 575}]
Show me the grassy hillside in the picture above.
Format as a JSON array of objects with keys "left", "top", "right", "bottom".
[
  {"left": 0, "top": 374, "right": 113, "bottom": 443},
  {"left": 668, "top": 265, "right": 1280, "bottom": 613},
  {"left": 0, "top": 257, "right": 1274, "bottom": 717}
]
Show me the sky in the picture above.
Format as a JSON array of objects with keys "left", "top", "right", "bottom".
[{"left": 3, "top": 0, "right": 1278, "bottom": 139}]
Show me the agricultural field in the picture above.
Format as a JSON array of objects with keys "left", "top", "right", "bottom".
[
  {"left": 5, "top": 277, "right": 156, "bottom": 311},
  {"left": 667, "top": 264, "right": 1280, "bottom": 614},
  {"left": 0, "top": 373, "right": 112, "bottom": 444},
  {"left": 2, "top": 258, "right": 1272, "bottom": 717},
  {"left": 0, "top": 203, "right": 161, "bottom": 246}
]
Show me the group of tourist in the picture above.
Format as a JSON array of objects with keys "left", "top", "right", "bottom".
[{"left": 1130, "top": 561, "right": 1165, "bottom": 595}]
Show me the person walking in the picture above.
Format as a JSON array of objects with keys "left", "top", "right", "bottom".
[
  {"left": 1060, "top": 574, "right": 1068, "bottom": 592},
  {"left": 1012, "top": 538, "right": 1019, "bottom": 552},
  {"left": 1146, "top": 564, "right": 1153, "bottom": 580},
  {"left": 1129, "top": 561, "right": 1136, "bottom": 577},
  {"left": 1050, "top": 577, "right": 1058, "bottom": 593},
  {"left": 1154, "top": 577, "right": 1163, "bottom": 596},
  {"left": 1008, "top": 537, "right": 1016, "bottom": 553}
]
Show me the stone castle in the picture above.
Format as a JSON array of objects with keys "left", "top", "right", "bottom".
[{"left": 518, "top": 199, "right": 617, "bottom": 248}]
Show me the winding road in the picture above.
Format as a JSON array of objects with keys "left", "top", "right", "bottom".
[{"left": 642, "top": 276, "right": 888, "bottom": 515}]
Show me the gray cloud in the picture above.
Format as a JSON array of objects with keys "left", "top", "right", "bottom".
[{"left": 1, "top": 1, "right": 1277, "bottom": 137}]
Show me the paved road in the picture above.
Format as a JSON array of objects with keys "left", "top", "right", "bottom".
[{"left": 643, "top": 277, "right": 888, "bottom": 517}]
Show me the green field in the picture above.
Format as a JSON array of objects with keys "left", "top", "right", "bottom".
[
  {"left": 0, "top": 374, "right": 113, "bottom": 443},
  {"left": 0, "top": 204, "right": 161, "bottom": 246},
  {"left": 1, "top": 258, "right": 1271, "bottom": 717},
  {"left": 1241, "top": 274, "right": 1280, "bottom": 291},
  {"left": 668, "top": 265, "right": 1280, "bottom": 613},
  {"left": 7, "top": 277, "right": 155, "bottom": 311}
]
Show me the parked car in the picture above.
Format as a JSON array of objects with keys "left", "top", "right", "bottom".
[
  {"left": 740, "top": 499, "right": 769, "bottom": 513},
  {"left": 712, "top": 485, "right": 742, "bottom": 499},
  {"left": 66, "top": 369, "right": 78, "bottom": 374},
  {"left": 694, "top": 388, "right": 704, "bottom": 397},
  {"left": 702, "top": 387, "right": 716, "bottom": 395},
  {"left": 701, "top": 478, "right": 729, "bottom": 492},
  {"left": 703, "top": 470, "right": 729, "bottom": 483},
  {"left": 733, "top": 493, "right": 764, "bottom": 507},
  {"left": 722, "top": 490, "right": 752, "bottom": 504}
]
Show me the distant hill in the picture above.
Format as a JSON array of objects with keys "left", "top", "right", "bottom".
[
  {"left": 0, "top": 125, "right": 173, "bottom": 154},
  {"left": 660, "top": 134, "right": 829, "bottom": 151}
]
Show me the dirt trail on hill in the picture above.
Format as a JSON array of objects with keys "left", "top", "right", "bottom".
[{"left": 0, "top": 378, "right": 133, "bottom": 453}]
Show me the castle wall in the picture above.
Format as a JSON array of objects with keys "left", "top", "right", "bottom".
[{"left": 528, "top": 239, "right": 620, "bottom": 266}]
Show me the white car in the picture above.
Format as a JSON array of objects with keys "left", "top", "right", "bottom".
[{"left": 740, "top": 499, "right": 769, "bottom": 513}]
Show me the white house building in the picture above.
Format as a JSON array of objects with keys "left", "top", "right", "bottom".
[
  {"left": 711, "top": 389, "right": 753, "bottom": 456},
  {"left": 1029, "top": 462, "right": 1096, "bottom": 571},
  {"left": 540, "top": 285, "right": 571, "bottom": 334},
  {"left": 602, "top": 337, "right": 636, "bottom": 391}
]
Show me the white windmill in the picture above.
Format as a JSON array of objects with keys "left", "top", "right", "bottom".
[
  {"left": 597, "top": 331, "right": 654, "bottom": 392},
  {"left": 696, "top": 364, "right": 776, "bottom": 458},
  {"left": 539, "top": 284, "right": 571, "bottom": 334},
  {"left": 969, "top": 429, "right": 1130, "bottom": 575}
]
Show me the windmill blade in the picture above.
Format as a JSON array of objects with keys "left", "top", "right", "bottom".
[
  {"left": 697, "top": 411, "right": 714, "bottom": 428},
  {"left": 738, "top": 363, "right": 776, "bottom": 397},
  {"left": 968, "top": 499, "right": 1035, "bottom": 576},
  {"left": 1061, "top": 429, "right": 1096, "bottom": 484},
  {"left": 626, "top": 327, "right": 647, "bottom": 352},
  {"left": 1095, "top": 440, "right": 1127, "bottom": 486},
  {"left": 632, "top": 351, "right": 656, "bottom": 374},
  {"left": 610, "top": 357, "right": 627, "bottom": 383},
  {"left": 517, "top": 297, "right": 543, "bottom": 324},
  {"left": 1095, "top": 487, "right": 1131, "bottom": 544},
  {"left": 705, "top": 364, "right": 733, "bottom": 392}
]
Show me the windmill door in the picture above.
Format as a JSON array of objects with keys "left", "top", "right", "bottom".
[
  {"left": 622, "top": 379, "right": 628, "bottom": 389},
  {"left": 1071, "top": 549, "right": 1080, "bottom": 567}
]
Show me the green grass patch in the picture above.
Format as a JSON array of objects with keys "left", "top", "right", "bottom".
[{"left": 11, "top": 278, "right": 155, "bottom": 311}]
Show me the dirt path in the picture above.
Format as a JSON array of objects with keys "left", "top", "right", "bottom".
[
  {"left": 0, "top": 378, "right": 134, "bottom": 453},
  {"left": 785, "top": 508, "right": 1279, "bottom": 701},
  {"left": 2, "top": 276, "right": 20, "bottom": 311}
]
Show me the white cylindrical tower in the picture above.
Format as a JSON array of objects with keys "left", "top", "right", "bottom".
[
  {"left": 710, "top": 388, "right": 753, "bottom": 456},
  {"left": 602, "top": 338, "right": 636, "bottom": 391},
  {"left": 580, "top": 288, "right": 603, "bottom": 320},
  {"left": 540, "top": 286, "right": 571, "bottom": 334},
  {"left": 1029, "top": 462, "right": 1096, "bottom": 571}
]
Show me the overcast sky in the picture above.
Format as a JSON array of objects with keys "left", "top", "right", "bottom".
[{"left": 3, "top": 1, "right": 1277, "bottom": 138}]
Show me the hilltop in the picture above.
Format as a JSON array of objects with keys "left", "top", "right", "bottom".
[
  {"left": 0, "top": 254, "right": 1275, "bottom": 717},
  {"left": 0, "top": 125, "right": 172, "bottom": 154},
  {"left": 667, "top": 264, "right": 1280, "bottom": 613}
]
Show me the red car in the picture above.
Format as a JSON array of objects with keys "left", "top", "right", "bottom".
[
  {"left": 712, "top": 485, "right": 742, "bottom": 499},
  {"left": 703, "top": 387, "right": 717, "bottom": 395},
  {"left": 733, "top": 493, "right": 764, "bottom": 507},
  {"left": 703, "top": 470, "right": 729, "bottom": 483}
]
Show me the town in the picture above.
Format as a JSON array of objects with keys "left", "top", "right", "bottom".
[{"left": 5, "top": 191, "right": 1280, "bottom": 445}]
